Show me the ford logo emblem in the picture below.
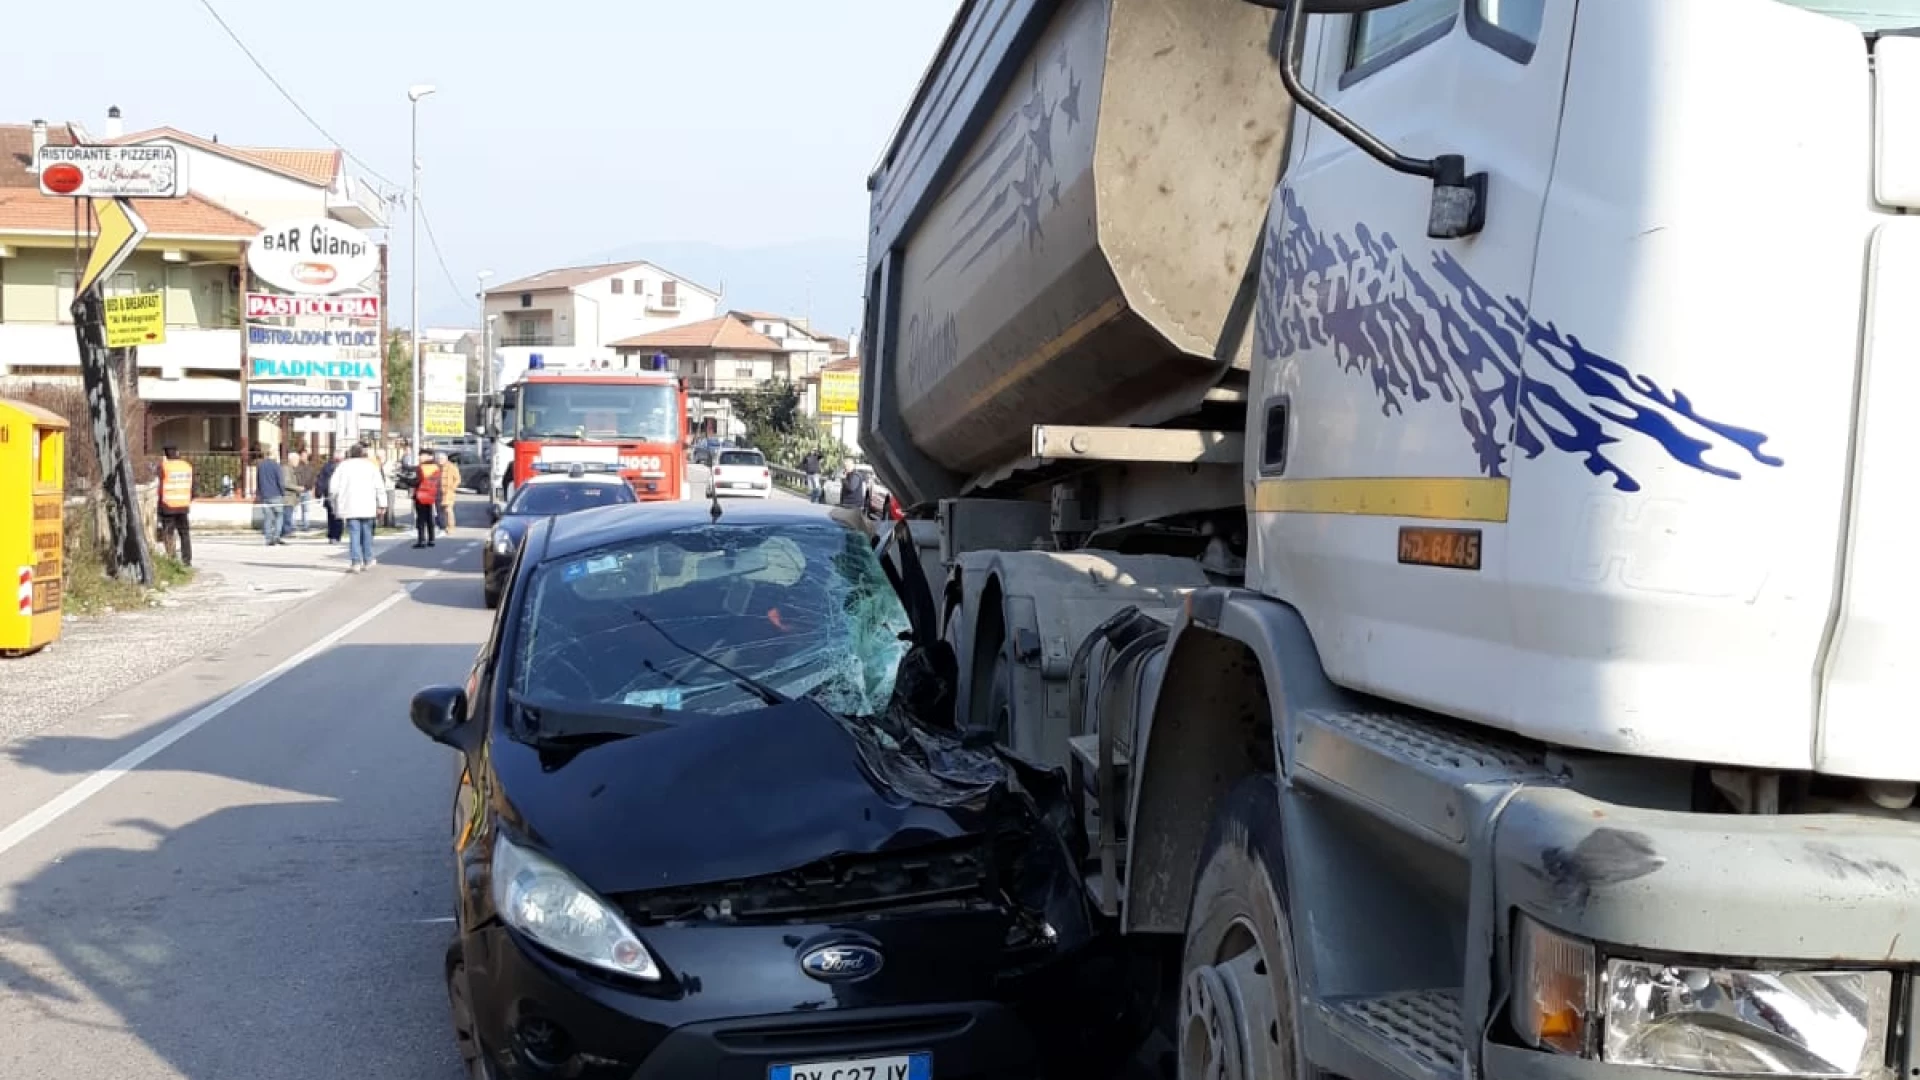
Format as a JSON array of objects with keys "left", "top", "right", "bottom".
[{"left": 800, "top": 944, "right": 884, "bottom": 982}]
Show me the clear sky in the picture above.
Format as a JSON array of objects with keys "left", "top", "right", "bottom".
[{"left": 0, "top": 0, "right": 960, "bottom": 335}]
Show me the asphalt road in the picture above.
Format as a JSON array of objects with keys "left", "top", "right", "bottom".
[{"left": 0, "top": 527, "right": 488, "bottom": 1079}]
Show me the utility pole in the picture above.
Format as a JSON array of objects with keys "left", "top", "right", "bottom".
[{"left": 407, "top": 83, "right": 436, "bottom": 463}]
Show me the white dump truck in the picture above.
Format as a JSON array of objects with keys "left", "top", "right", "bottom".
[{"left": 860, "top": 1, "right": 1920, "bottom": 1077}]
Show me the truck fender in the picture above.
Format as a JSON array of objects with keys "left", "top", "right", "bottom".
[{"left": 1121, "top": 587, "right": 1354, "bottom": 935}]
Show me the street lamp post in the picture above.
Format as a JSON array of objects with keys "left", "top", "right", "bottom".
[
  {"left": 407, "top": 83, "right": 436, "bottom": 463},
  {"left": 476, "top": 269, "right": 493, "bottom": 403}
]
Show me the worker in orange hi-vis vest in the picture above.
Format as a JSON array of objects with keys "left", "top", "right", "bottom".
[
  {"left": 157, "top": 445, "right": 195, "bottom": 566},
  {"left": 411, "top": 452, "right": 443, "bottom": 549}
]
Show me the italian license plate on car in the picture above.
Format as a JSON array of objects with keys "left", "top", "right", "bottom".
[{"left": 769, "top": 1051, "right": 931, "bottom": 1080}]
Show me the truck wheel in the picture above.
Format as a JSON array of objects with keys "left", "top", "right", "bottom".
[{"left": 1179, "top": 773, "right": 1311, "bottom": 1080}]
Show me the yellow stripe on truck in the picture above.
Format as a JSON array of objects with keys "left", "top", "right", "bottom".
[{"left": 1248, "top": 477, "right": 1510, "bottom": 523}]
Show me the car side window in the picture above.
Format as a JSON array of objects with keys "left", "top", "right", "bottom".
[{"left": 1347, "top": 0, "right": 1457, "bottom": 76}]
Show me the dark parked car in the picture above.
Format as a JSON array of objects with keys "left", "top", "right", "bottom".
[
  {"left": 481, "top": 468, "right": 637, "bottom": 608},
  {"left": 413, "top": 500, "right": 1150, "bottom": 1080}
]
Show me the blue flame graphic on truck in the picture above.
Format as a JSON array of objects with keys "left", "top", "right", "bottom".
[{"left": 1254, "top": 189, "right": 1783, "bottom": 492}]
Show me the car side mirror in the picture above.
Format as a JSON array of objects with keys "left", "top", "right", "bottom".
[{"left": 411, "top": 685, "right": 474, "bottom": 750}]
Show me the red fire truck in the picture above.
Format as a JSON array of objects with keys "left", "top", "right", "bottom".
[{"left": 491, "top": 368, "right": 689, "bottom": 504}]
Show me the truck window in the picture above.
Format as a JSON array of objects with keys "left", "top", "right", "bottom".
[
  {"left": 1469, "top": 0, "right": 1545, "bottom": 62},
  {"left": 1347, "top": 0, "right": 1457, "bottom": 75},
  {"left": 1777, "top": 1, "right": 1920, "bottom": 31}
]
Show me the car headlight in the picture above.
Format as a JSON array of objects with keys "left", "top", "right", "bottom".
[
  {"left": 491, "top": 832, "right": 660, "bottom": 981},
  {"left": 1513, "top": 916, "right": 1891, "bottom": 1078},
  {"left": 491, "top": 530, "right": 515, "bottom": 554}
]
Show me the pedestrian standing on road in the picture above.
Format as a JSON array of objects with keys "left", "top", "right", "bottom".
[
  {"left": 802, "top": 449, "right": 824, "bottom": 504},
  {"left": 254, "top": 447, "right": 287, "bottom": 546},
  {"left": 285, "top": 450, "right": 310, "bottom": 537},
  {"left": 436, "top": 451, "right": 458, "bottom": 534},
  {"left": 317, "top": 449, "right": 344, "bottom": 544},
  {"left": 156, "top": 444, "right": 194, "bottom": 566},
  {"left": 331, "top": 444, "right": 387, "bottom": 573},
  {"left": 411, "top": 451, "right": 443, "bottom": 548}
]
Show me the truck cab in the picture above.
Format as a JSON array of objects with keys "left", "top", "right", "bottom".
[{"left": 863, "top": 3, "right": 1920, "bottom": 1079}]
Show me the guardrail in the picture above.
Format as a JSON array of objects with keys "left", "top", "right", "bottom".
[{"left": 769, "top": 464, "right": 812, "bottom": 496}]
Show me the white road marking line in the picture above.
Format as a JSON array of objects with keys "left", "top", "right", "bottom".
[
  {"left": 412, "top": 916, "right": 457, "bottom": 924},
  {"left": 0, "top": 577, "right": 435, "bottom": 862}
]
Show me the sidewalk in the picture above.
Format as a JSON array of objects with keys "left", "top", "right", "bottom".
[{"left": 0, "top": 525, "right": 414, "bottom": 747}]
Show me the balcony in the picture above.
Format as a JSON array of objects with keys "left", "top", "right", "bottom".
[{"left": 496, "top": 333, "right": 554, "bottom": 347}]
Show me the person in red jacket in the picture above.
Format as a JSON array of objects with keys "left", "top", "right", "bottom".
[{"left": 410, "top": 452, "right": 443, "bottom": 548}]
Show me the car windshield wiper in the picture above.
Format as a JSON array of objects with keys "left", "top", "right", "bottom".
[
  {"left": 627, "top": 606, "right": 790, "bottom": 706},
  {"left": 506, "top": 691, "right": 672, "bottom": 745}
]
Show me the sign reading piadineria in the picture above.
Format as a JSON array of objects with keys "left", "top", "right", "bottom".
[
  {"left": 246, "top": 388, "right": 353, "bottom": 414},
  {"left": 250, "top": 357, "right": 380, "bottom": 382},
  {"left": 246, "top": 217, "right": 378, "bottom": 296}
]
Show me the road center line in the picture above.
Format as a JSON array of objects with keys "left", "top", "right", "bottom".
[{"left": 0, "top": 577, "right": 434, "bottom": 862}]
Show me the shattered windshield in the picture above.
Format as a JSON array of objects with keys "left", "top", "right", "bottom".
[{"left": 509, "top": 520, "right": 912, "bottom": 722}]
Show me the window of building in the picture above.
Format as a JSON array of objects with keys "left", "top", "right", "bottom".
[
  {"left": 661, "top": 281, "right": 678, "bottom": 308},
  {"left": 735, "top": 364, "right": 754, "bottom": 379},
  {"left": 520, "top": 293, "right": 532, "bottom": 308},
  {"left": 631, "top": 279, "right": 642, "bottom": 294},
  {"left": 1348, "top": 0, "right": 1455, "bottom": 74},
  {"left": 610, "top": 279, "right": 624, "bottom": 294}
]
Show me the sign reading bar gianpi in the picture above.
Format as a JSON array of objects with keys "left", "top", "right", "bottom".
[
  {"left": 246, "top": 292, "right": 379, "bottom": 320},
  {"left": 103, "top": 292, "right": 166, "bottom": 348},
  {"left": 246, "top": 217, "right": 378, "bottom": 296}
]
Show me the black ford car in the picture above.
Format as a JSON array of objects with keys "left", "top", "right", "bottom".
[{"left": 413, "top": 499, "right": 1150, "bottom": 1080}]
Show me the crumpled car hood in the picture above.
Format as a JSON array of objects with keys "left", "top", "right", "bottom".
[{"left": 491, "top": 699, "right": 996, "bottom": 897}]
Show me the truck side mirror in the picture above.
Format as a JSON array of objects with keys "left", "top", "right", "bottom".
[{"left": 1242, "top": 0, "right": 1487, "bottom": 239}]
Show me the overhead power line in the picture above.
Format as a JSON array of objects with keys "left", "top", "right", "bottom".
[
  {"left": 191, "top": 0, "right": 400, "bottom": 194},
  {"left": 418, "top": 200, "right": 474, "bottom": 310}
]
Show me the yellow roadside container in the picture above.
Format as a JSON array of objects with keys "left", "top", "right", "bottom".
[{"left": 0, "top": 398, "right": 67, "bottom": 654}]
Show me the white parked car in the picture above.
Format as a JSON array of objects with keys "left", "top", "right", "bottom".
[{"left": 708, "top": 448, "right": 772, "bottom": 498}]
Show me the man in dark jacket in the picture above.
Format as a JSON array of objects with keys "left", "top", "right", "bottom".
[
  {"left": 254, "top": 448, "right": 287, "bottom": 546},
  {"left": 316, "top": 449, "right": 344, "bottom": 543},
  {"left": 801, "top": 449, "right": 824, "bottom": 503}
]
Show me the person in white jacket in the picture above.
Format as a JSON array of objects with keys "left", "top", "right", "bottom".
[{"left": 328, "top": 444, "right": 389, "bottom": 573}]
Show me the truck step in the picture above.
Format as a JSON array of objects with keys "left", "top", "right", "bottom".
[
  {"left": 1068, "top": 732, "right": 1130, "bottom": 773},
  {"left": 1312, "top": 989, "right": 1464, "bottom": 1080},
  {"left": 1293, "top": 708, "right": 1554, "bottom": 848}
]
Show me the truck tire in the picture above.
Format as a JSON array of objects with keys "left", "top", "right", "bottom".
[{"left": 1179, "top": 773, "right": 1312, "bottom": 1080}]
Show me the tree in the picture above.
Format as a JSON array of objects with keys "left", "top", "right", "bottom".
[
  {"left": 385, "top": 334, "right": 412, "bottom": 428},
  {"left": 731, "top": 379, "right": 847, "bottom": 471}
]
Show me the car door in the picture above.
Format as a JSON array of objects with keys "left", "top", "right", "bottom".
[{"left": 1254, "top": 0, "right": 1570, "bottom": 725}]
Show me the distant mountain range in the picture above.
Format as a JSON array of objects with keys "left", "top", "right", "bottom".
[{"left": 576, "top": 238, "right": 868, "bottom": 341}]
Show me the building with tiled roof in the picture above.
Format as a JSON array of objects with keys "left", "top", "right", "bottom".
[
  {"left": 611, "top": 314, "right": 824, "bottom": 440},
  {"left": 484, "top": 258, "right": 721, "bottom": 392},
  {"left": 0, "top": 111, "right": 392, "bottom": 466}
]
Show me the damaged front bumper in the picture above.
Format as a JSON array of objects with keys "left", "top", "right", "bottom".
[{"left": 1488, "top": 783, "right": 1920, "bottom": 1080}]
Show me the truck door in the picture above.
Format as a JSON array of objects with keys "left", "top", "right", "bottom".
[{"left": 1253, "top": 0, "right": 1568, "bottom": 725}]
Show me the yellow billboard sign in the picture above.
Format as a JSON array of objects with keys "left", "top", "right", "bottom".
[
  {"left": 820, "top": 370, "right": 859, "bottom": 416},
  {"left": 104, "top": 292, "right": 166, "bottom": 348},
  {"left": 422, "top": 401, "right": 465, "bottom": 438}
]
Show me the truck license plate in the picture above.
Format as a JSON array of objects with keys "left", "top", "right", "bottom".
[{"left": 770, "top": 1051, "right": 931, "bottom": 1080}]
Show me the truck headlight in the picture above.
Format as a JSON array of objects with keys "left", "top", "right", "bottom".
[
  {"left": 491, "top": 833, "right": 660, "bottom": 981},
  {"left": 1514, "top": 917, "right": 1891, "bottom": 1078}
]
